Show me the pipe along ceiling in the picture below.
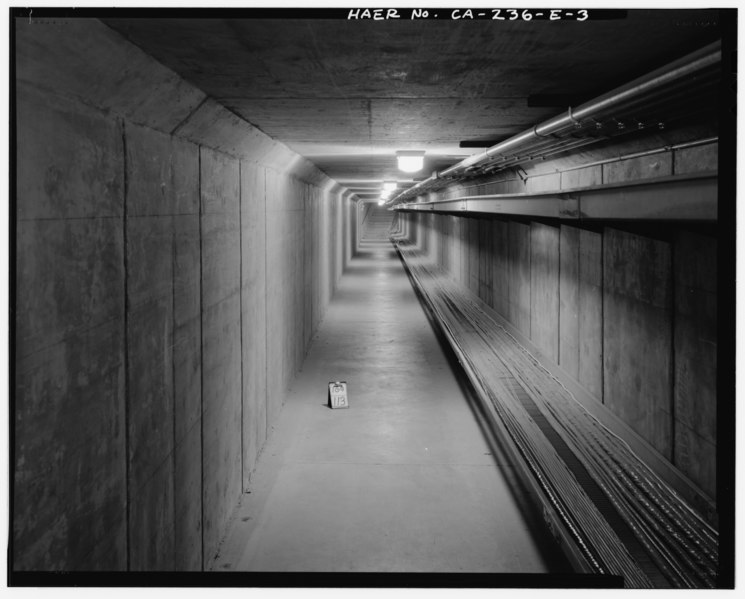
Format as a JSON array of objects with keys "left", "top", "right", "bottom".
[{"left": 387, "top": 41, "right": 721, "bottom": 206}]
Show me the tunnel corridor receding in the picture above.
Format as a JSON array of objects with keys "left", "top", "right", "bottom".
[
  {"left": 212, "top": 242, "right": 571, "bottom": 575},
  {"left": 9, "top": 8, "right": 734, "bottom": 589}
]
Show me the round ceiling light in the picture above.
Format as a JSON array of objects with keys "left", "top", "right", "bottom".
[{"left": 396, "top": 150, "right": 425, "bottom": 173}]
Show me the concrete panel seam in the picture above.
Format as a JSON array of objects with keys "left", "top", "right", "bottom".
[
  {"left": 238, "top": 160, "right": 245, "bottom": 493},
  {"left": 171, "top": 181, "right": 178, "bottom": 569},
  {"left": 670, "top": 242, "right": 676, "bottom": 466},
  {"left": 574, "top": 231, "right": 581, "bottom": 373},
  {"left": 121, "top": 118, "right": 131, "bottom": 572},
  {"left": 263, "top": 167, "right": 270, "bottom": 459},
  {"left": 558, "top": 227, "right": 565, "bottom": 370},
  {"left": 600, "top": 230, "right": 605, "bottom": 405},
  {"left": 170, "top": 96, "right": 210, "bottom": 137},
  {"left": 198, "top": 145, "right": 205, "bottom": 572}
]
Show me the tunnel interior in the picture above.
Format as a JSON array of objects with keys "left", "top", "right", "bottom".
[{"left": 9, "top": 7, "right": 736, "bottom": 589}]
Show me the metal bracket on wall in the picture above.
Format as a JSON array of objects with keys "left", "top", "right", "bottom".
[{"left": 514, "top": 165, "right": 529, "bottom": 184}]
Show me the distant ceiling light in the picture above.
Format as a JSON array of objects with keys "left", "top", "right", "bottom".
[
  {"left": 383, "top": 180, "right": 397, "bottom": 192},
  {"left": 381, "top": 189, "right": 392, "bottom": 200},
  {"left": 396, "top": 150, "right": 425, "bottom": 173},
  {"left": 377, "top": 199, "right": 385, "bottom": 206}
]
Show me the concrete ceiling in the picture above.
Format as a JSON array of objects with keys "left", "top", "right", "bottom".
[{"left": 104, "top": 11, "right": 720, "bottom": 199}]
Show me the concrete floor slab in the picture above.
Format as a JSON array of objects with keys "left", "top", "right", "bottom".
[{"left": 214, "top": 242, "right": 567, "bottom": 573}]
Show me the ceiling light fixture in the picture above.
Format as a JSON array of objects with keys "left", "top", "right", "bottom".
[
  {"left": 383, "top": 180, "right": 397, "bottom": 192},
  {"left": 396, "top": 150, "right": 425, "bottom": 173},
  {"left": 377, "top": 199, "right": 385, "bottom": 206}
]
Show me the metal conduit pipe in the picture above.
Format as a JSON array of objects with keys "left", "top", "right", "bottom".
[
  {"left": 399, "top": 137, "right": 717, "bottom": 212},
  {"left": 388, "top": 40, "right": 721, "bottom": 206},
  {"left": 442, "top": 40, "right": 721, "bottom": 176}
]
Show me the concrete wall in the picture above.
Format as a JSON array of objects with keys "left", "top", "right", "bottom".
[
  {"left": 399, "top": 212, "right": 717, "bottom": 499},
  {"left": 15, "top": 83, "right": 128, "bottom": 572},
  {"left": 199, "top": 147, "right": 243, "bottom": 566},
  {"left": 672, "top": 232, "right": 717, "bottom": 497},
  {"left": 603, "top": 229, "right": 673, "bottom": 459},
  {"left": 14, "top": 18, "right": 352, "bottom": 572}
]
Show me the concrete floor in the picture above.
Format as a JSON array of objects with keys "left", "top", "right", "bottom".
[{"left": 213, "top": 240, "right": 568, "bottom": 573}]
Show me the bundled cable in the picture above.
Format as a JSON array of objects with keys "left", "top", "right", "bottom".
[{"left": 392, "top": 237, "right": 718, "bottom": 588}]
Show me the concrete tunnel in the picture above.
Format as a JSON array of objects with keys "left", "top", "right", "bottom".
[{"left": 9, "top": 7, "right": 736, "bottom": 589}]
